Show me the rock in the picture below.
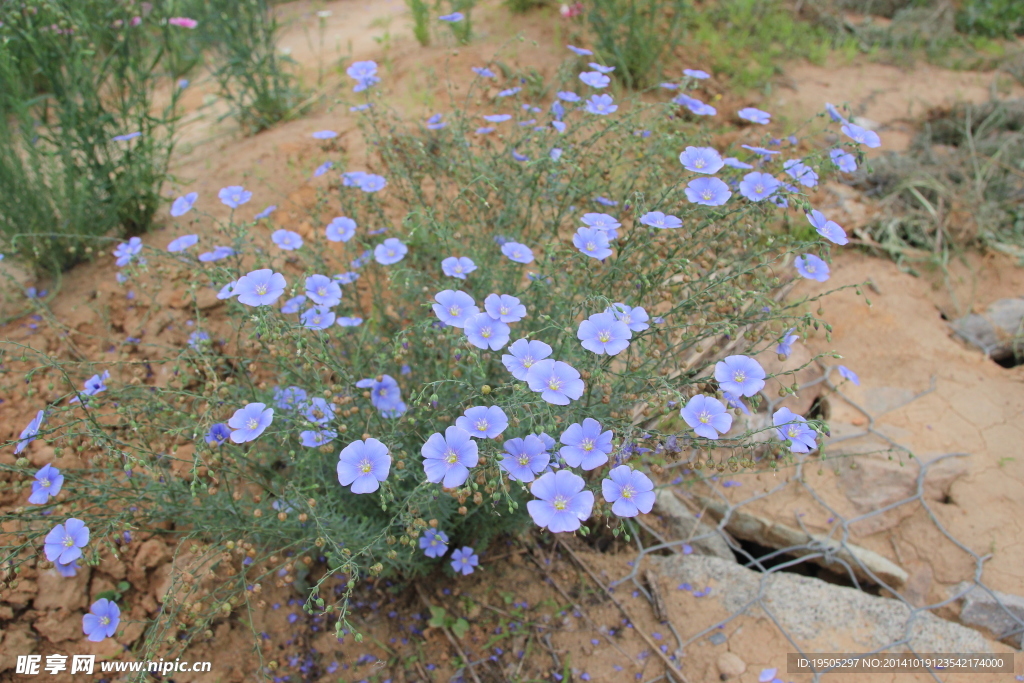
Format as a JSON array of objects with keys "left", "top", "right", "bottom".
[
  {"left": 835, "top": 452, "right": 968, "bottom": 535},
  {"left": 655, "top": 554, "right": 992, "bottom": 653},
  {"left": 133, "top": 538, "right": 169, "bottom": 572},
  {"left": 716, "top": 652, "right": 746, "bottom": 678},
  {"left": 694, "top": 495, "right": 908, "bottom": 587},
  {"left": 34, "top": 564, "right": 92, "bottom": 612},
  {"left": 0, "top": 624, "right": 37, "bottom": 671},
  {"left": 950, "top": 298, "right": 1024, "bottom": 361},
  {"left": 34, "top": 608, "right": 84, "bottom": 644},
  {"left": 654, "top": 489, "right": 736, "bottom": 561},
  {"left": 754, "top": 341, "right": 822, "bottom": 416},
  {"left": 950, "top": 582, "right": 1024, "bottom": 648}
]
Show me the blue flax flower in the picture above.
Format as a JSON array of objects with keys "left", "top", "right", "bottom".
[
  {"left": 776, "top": 328, "right": 799, "bottom": 358},
  {"left": 723, "top": 157, "right": 753, "bottom": 170},
  {"left": 639, "top": 211, "right": 682, "bottom": 229},
  {"left": 585, "top": 94, "right": 617, "bottom": 115},
  {"left": 426, "top": 113, "right": 446, "bottom": 130},
  {"left": 205, "top": 423, "right": 231, "bottom": 446},
  {"left": 356, "top": 375, "right": 407, "bottom": 417},
  {"left": 29, "top": 464, "right": 63, "bottom": 504},
  {"left": 830, "top": 148, "right": 857, "bottom": 173},
  {"left": 170, "top": 192, "right": 198, "bottom": 217},
  {"left": 602, "top": 466, "right": 655, "bottom": 517},
  {"left": 559, "top": 418, "right": 612, "bottom": 470},
  {"left": 739, "top": 172, "right": 781, "bottom": 202},
  {"left": 234, "top": 269, "right": 286, "bottom": 306},
  {"left": 497, "top": 87, "right": 521, "bottom": 97},
  {"left": 464, "top": 313, "right": 511, "bottom": 350},
  {"left": 70, "top": 371, "right": 109, "bottom": 403},
  {"left": 838, "top": 365, "right": 860, "bottom": 385},
  {"left": 456, "top": 405, "right": 509, "bottom": 439},
  {"left": 472, "top": 67, "right": 496, "bottom": 78},
  {"left": 420, "top": 528, "right": 449, "bottom": 558},
  {"left": 83, "top": 599, "right": 120, "bottom": 642},
  {"left": 502, "top": 339, "right": 552, "bottom": 380},
  {"left": 841, "top": 123, "right": 881, "bottom": 148},
  {"left": 526, "top": 360, "right": 583, "bottom": 405},
  {"left": 527, "top": 470, "right": 593, "bottom": 533},
  {"left": 300, "top": 429, "right": 337, "bottom": 448},
  {"left": 306, "top": 274, "right": 342, "bottom": 307},
  {"left": 578, "top": 312, "right": 631, "bottom": 355},
  {"left": 784, "top": 159, "right": 818, "bottom": 188},
  {"left": 167, "top": 234, "right": 198, "bottom": 252},
  {"left": 714, "top": 355, "right": 766, "bottom": 397},
  {"left": 501, "top": 242, "right": 534, "bottom": 264},
  {"left": 499, "top": 435, "right": 550, "bottom": 482},
  {"left": 606, "top": 303, "right": 650, "bottom": 332},
  {"left": 433, "top": 290, "right": 479, "bottom": 328},
  {"left": 794, "top": 254, "right": 830, "bottom": 282},
  {"left": 484, "top": 293, "right": 526, "bottom": 323},
  {"left": 301, "top": 306, "right": 336, "bottom": 330},
  {"left": 442, "top": 256, "right": 477, "bottom": 279},
  {"left": 483, "top": 114, "right": 511, "bottom": 123},
  {"left": 302, "top": 397, "right": 335, "bottom": 425},
  {"left": 337, "top": 438, "right": 391, "bottom": 493},
  {"left": 113, "top": 237, "right": 143, "bottom": 267},
  {"left": 806, "top": 210, "right": 848, "bottom": 245},
  {"left": 422, "top": 426, "right": 478, "bottom": 488},
  {"left": 198, "top": 246, "right": 234, "bottom": 262},
  {"left": 683, "top": 68, "right": 710, "bottom": 79},
  {"left": 579, "top": 71, "right": 610, "bottom": 88},
  {"left": 439, "top": 12, "right": 463, "bottom": 21},
  {"left": 326, "top": 216, "right": 356, "bottom": 242},
  {"left": 680, "top": 395, "right": 732, "bottom": 440},
  {"left": 451, "top": 547, "right": 479, "bottom": 575},
  {"left": 737, "top": 107, "right": 771, "bottom": 124},
  {"left": 773, "top": 407, "right": 817, "bottom": 453},
  {"left": 312, "top": 130, "right": 338, "bottom": 139},
  {"left": 374, "top": 238, "right": 407, "bottom": 265},
  {"left": 218, "top": 185, "right": 251, "bottom": 208},
  {"left": 272, "top": 229, "right": 303, "bottom": 250},
  {"left": 274, "top": 386, "right": 307, "bottom": 410},
  {"left": 15, "top": 411, "right": 44, "bottom": 454},
  {"left": 685, "top": 177, "right": 731, "bottom": 206},
  {"left": 679, "top": 146, "right": 725, "bottom": 174},
  {"left": 573, "top": 227, "right": 612, "bottom": 260},
  {"left": 567, "top": 45, "right": 592, "bottom": 56},
  {"left": 229, "top": 403, "right": 274, "bottom": 443},
  {"left": 44, "top": 518, "right": 89, "bottom": 564}
]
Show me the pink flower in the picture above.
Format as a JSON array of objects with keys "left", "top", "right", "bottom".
[
  {"left": 168, "top": 17, "right": 198, "bottom": 28},
  {"left": 560, "top": 2, "right": 584, "bottom": 18},
  {"left": 130, "top": 16, "right": 142, "bottom": 26}
]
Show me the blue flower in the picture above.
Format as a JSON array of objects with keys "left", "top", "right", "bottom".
[
  {"left": 783, "top": 159, "right": 818, "bottom": 188},
  {"left": 218, "top": 185, "right": 252, "bottom": 208},
  {"left": 773, "top": 407, "right": 817, "bottom": 453},
  {"left": 838, "top": 365, "right": 861, "bottom": 385},
  {"left": 683, "top": 68, "right": 710, "bottom": 79},
  {"left": 499, "top": 435, "right": 550, "bottom": 483},
  {"left": 579, "top": 71, "right": 610, "bottom": 88},
  {"left": 825, "top": 103, "right": 848, "bottom": 123},
  {"left": 170, "top": 192, "right": 198, "bottom": 217},
  {"left": 578, "top": 312, "right": 631, "bottom": 355},
  {"left": 112, "top": 132, "right": 141, "bottom": 142},
  {"left": 559, "top": 418, "right": 612, "bottom": 470},
  {"left": 451, "top": 547, "right": 479, "bottom": 575},
  {"left": 550, "top": 147, "right": 563, "bottom": 161},
  {"left": 306, "top": 274, "right": 342, "bottom": 307},
  {"left": 420, "top": 528, "right": 449, "bottom": 558},
  {"left": 280, "top": 296, "right": 306, "bottom": 314},
  {"left": 512, "top": 149, "right": 529, "bottom": 162},
  {"left": 501, "top": 241, "right": 534, "bottom": 264},
  {"left": 274, "top": 386, "right": 308, "bottom": 410},
  {"left": 229, "top": 403, "right": 274, "bottom": 443},
  {"left": 476, "top": 127, "right": 495, "bottom": 134},
  {"left": 525, "top": 360, "right": 584, "bottom": 405},
  {"left": 28, "top": 464, "right": 63, "bottom": 504},
  {"left": 681, "top": 395, "right": 732, "bottom": 440},
  {"left": 602, "top": 466, "right": 655, "bottom": 517},
  {"left": 567, "top": 45, "right": 592, "bottom": 56},
  {"left": 205, "top": 423, "right": 231, "bottom": 446},
  {"left": 472, "top": 67, "right": 496, "bottom": 78},
  {"left": 313, "top": 161, "right": 333, "bottom": 177},
  {"left": 584, "top": 94, "right": 617, "bottom": 115},
  {"left": 358, "top": 174, "right": 387, "bottom": 193},
  {"left": 426, "top": 113, "right": 446, "bottom": 130},
  {"left": 723, "top": 157, "right": 753, "bottom": 170},
  {"left": 421, "top": 426, "right": 478, "bottom": 488},
  {"left": 113, "top": 237, "right": 143, "bottom": 267},
  {"left": 794, "top": 254, "right": 830, "bottom": 282},
  {"left": 573, "top": 227, "right": 613, "bottom": 260},
  {"left": 456, "top": 405, "right": 509, "bottom": 439},
  {"left": 673, "top": 94, "right": 716, "bottom": 116},
  {"left": 337, "top": 438, "right": 391, "bottom": 493},
  {"left": 807, "top": 209, "right": 848, "bottom": 245},
  {"left": 336, "top": 316, "right": 363, "bottom": 327},
  {"left": 606, "top": 303, "right": 649, "bottom": 331},
  {"left": 827, "top": 149, "right": 856, "bottom": 176},
  {"left": 325, "top": 216, "right": 356, "bottom": 242},
  {"left": 684, "top": 177, "right": 731, "bottom": 206},
  {"left": 356, "top": 375, "right": 407, "bottom": 417},
  {"left": 679, "top": 146, "right": 725, "bottom": 174},
  {"left": 255, "top": 205, "right": 277, "bottom": 219},
  {"left": 739, "top": 172, "right": 781, "bottom": 202},
  {"left": 776, "top": 328, "right": 799, "bottom": 358},
  {"left": 374, "top": 238, "right": 407, "bottom": 265},
  {"left": 198, "top": 246, "right": 234, "bottom": 262},
  {"left": 581, "top": 212, "right": 620, "bottom": 235},
  {"left": 272, "top": 229, "right": 303, "bottom": 250},
  {"left": 484, "top": 293, "right": 526, "bottom": 323},
  {"left": 82, "top": 598, "right": 120, "bottom": 642},
  {"left": 302, "top": 397, "right": 336, "bottom": 425},
  {"left": 234, "top": 269, "right": 286, "bottom": 306},
  {"left": 497, "top": 87, "right": 521, "bottom": 97},
  {"left": 442, "top": 256, "right": 476, "bottom": 279},
  {"left": 714, "top": 355, "right": 766, "bottom": 397},
  {"left": 301, "top": 306, "right": 336, "bottom": 330},
  {"left": 841, "top": 123, "right": 881, "bottom": 148},
  {"left": 464, "top": 313, "right": 511, "bottom": 350},
  {"left": 312, "top": 130, "right": 338, "bottom": 139},
  {"left": 433, "top": 290, "right": 479, "bottom": 328},
  {"left": 737, "top": 107, "right": 771, "bottom": 124},
  {"left": 502, "top": 338, "right": 553, "bottom": 380},
  {"left": 639, "top": 211, "right": 682, "bottom": 229},
  {"left": 438, "top": 12, "right": 464, "bottom": 22},
  {"left": 741, "top": 144, "right": 780, "bottom": 157},
  {"left": 527, "top": 471, "right": 593, "bottom": 533},
  {"left": 557, "top": 91, "right": 581, "bottom": 102}
]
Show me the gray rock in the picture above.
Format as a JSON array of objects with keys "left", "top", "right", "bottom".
[
  {"left": 655, "top": 554, "right": 992, "bottom": 653},
  {"left": 694, "top": 495, "right": 908, "bottom": 588},
  {"left": 950, "top": 298, "right": 1024, "bottom": 359},
  {"left": 653, "top": 489, "right": 737, "bottom": 561},
  {"left": 951, "top": 582, "right": 1024, "bottom": 648}
]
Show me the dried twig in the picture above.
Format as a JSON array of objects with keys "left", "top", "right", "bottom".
[{"left": 645, "top": 569, "right": 668, "bottom": 623}]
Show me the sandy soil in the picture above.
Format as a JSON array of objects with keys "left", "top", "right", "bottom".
[{"left": 2, "top": 0, "right": 1023, "bottom": 681}]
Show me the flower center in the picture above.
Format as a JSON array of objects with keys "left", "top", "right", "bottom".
[
  {"left": 522, "top": 355, "right": 534, "bottom": 368},
  {"left": 553, "top": 495, "right": 568, "bottom": 511},
  {"left": 63, "top": 535, "right": 74, "bottom": 547},
  {"left": 787, "top": 426, "right": 800, "bottom": 438},
  {"left": 312, "top": 315, "right": 321, "bottom": 324},
  {"left": 100, "top": 616, "right": 110, "bottom": 626},
  {"left": 586, "top": 241, "right": 596, "bottom": 251},
  {"left": 547, "top": 378, "right": 562, "bottom": 391},
  {"left": 378, "top": 388, "right": 387, "bottom": 397},
  {"left": 518, "top": 455, "right": 530, "bottom": 466},
  {"left": 359, "top": 459, "right": 373, "bottom": 473},
  {"left": 480, "top": 327, "right": 492, "bottom": 338},
  {"left": 255, "top": 284, "right": 268, "bottom": 296},
  {"left": 621, "top": 484, "right": 635, "bottom": 499},
  {"left": 699, "top": 411, "right": 711, "bottom": 424},
  {"left": 387, "top": 249, "right": 395, "bottom": 256},
  {"left": 500, "top": 305, "right": 509, "bottom": 315},
  {"left": 597, "top": 330, "right": 611, "bottom": 343},
  {"left": 754, "top": 184, "right": 764, "bottom": 194},
  {"left": 40, "top": 478, "right": 50, "bottom": 488},
  {"left": 581, "top": 438, "right": 594, "bottom": 451},
  {"left": 454, "top": 265, "right": 463, "bottom": 273},
  {"left": 448, "top": 305, "right": 461, "bottom": 317},
  {"left": 444, "top": 449, "right": 458, "bottom": 465},
  {"left": 701, "top": 190, "right": 713, "bottom": 200},
  {"left": 733, "top": 371, "right": 746, "bottom": 383},
  {"left": 694, "top": 159, "right": 706, "bottom": 168},
  {"left": 806, "top": 264, "right": 816, "bottom": 272},
  {"left": 475, "top": 419, "right": 489, "bottom": 432},
  {"left": 246, "top": 418, "right": 259, "bottom": 430},
  {"left": 317, "top": 287, "right": 326, "bottom": 296}
]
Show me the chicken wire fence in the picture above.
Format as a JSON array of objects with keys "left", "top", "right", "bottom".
[{"left": 590, "top": 361, "right": 1022, "bottom": 683}]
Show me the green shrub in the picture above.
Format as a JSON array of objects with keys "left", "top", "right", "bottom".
[
  {"left": 586, "top": 0, "right": 688, "bottom": 89},
  {"left": 956, "top": 0, "right": 1024, "bottom": 38}
]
